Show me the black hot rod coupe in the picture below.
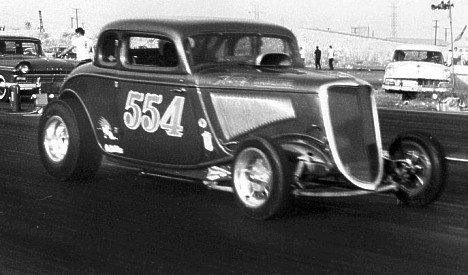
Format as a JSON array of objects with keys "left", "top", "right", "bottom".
[{"left": 38, "top": 18, "right": 446, "bottom": 219}]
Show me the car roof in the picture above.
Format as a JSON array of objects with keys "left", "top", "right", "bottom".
[
  {"left": 393, "top": 44, "right": 444, "bottom": 52},
  {"left": 100, "top": 18, "right": 296, "bottom": 39},
  {"left": 0, "top": 35, "right": 41, "bottom": 42}
]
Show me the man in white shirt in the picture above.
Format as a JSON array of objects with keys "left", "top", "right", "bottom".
[
  {"left": 328, "top": 45, "right": 335, "bottom": 70},
  {"left": 59, "top": 27, "right": 93, "bottom": 62}
]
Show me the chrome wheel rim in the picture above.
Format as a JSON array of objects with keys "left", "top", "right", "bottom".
[
  {"left": 0, "top": 81, "right": 6, "bottom": 100},
  {"left": 395, "top": 141, "right": 432, "bottom": 195},
  {"left": 234, "top": 148, "right": 273, "bottom": 208},
  {"left": 43, "top": 115, "right": 70, "bottom": 162}
]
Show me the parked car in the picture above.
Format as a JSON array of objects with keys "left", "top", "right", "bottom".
[
  {"left": 37, "top": 18, "right": 446, "bottom": 220},
  {"left": 382, "top": 44, "right": 453, "bottom": 101},
  {"left": 0, "top": 36, "right": 78, "bottom": 104}
]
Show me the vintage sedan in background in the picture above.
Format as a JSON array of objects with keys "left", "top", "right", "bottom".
[
  {"left": 38, "top": 18, "right": 446, "bottom": 219},
  {"left": 0, "top": 36, "right": 78, "bottom": 104},
  {"left": 382, "top": 44, "right": 453, "bottom": 101}
]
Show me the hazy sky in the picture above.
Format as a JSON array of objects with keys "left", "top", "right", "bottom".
[{"left": 1, "top": 0, "right": 467, "bottom": 40}]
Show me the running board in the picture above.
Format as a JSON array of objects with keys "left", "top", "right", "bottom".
[
  {"left": 292, "top": 184, "right": 398, "bottom": 197},
  {"left": 204, "top": 180, "right": 399, "bottom": 198}
]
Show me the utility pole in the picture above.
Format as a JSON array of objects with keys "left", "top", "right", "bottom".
[
  {"left": 73, "top": 8, "right": 80, "bottom": 29},
  {"left": 38, "top": 10, "right": 45, "bottom": 32},
  {"left": 71, "top": 17, "right": 74, "bottom": 28},
  {"left": 390, "top": 0, "right": 398, "bottom": 38},
  {"left": 444, "top": 27, "right": 449, "bottom": 42},
  {"left": 249, "top": 4, "right": 260, "bottom": 20},
  {"left": 433, "top": 19, "right": 439, "bottom": 45},
  {"left": 431, "top": 1, "right": 455, "bottom": 85}
]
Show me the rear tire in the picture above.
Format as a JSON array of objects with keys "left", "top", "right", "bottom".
[
  {"left": 38, "top": 100, "right": 102, "bottom": 181},
  {"left": 389, "top": 132, "right": 446, "bottom": 206},
  {"left": 232, "top": 137, "right": 292, "bottom": 220}
]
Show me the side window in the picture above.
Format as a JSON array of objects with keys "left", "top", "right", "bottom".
[
  {"left": 126, "top": 36, "right": 178, "bottom": 67},
  {"left": 234, "top": 37, "right": 252, "bottom": 56},
  {"left": 4, "top": 41, "right": 17, "bottom": 54},
  {"left": 261, "top": 37, "right": 290, "bottom": 55},
  {"left": 22, "top": 42, "right": 39, "bottom": 55},
  {"left": 99, "top": 33, "right": 119, "bottom": 64}
]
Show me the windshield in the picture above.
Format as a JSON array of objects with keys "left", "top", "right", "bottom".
[
  {"left": 0, "top": 40, "right": 42, "bottom": 56},
  {"left": 185, "top": 33, "right": 298, "bottom": 68},
  {"left": 392, "top": 50, "right": 444, "bottom": 64}
]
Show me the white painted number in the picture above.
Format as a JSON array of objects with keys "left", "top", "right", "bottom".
[
  {"left": 141, "top": 93, "right": 163, "bottom": 133},
  {"left": 123, "top": 90, "right": 144, "bottom": 130},
  {"left": 160, "top": 96, "right": 185, "bottom": 137},
  {"left": 123, "top": 90, "right": 185, "bottom": 137}
]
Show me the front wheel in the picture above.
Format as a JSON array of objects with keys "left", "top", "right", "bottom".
[
  {"left": 388, "top": 132, "right": 446, "bottom": 206},
  {"left": 0, "top": 80, "right": 10, "bottom": 102},
  {"left": 38, "top": 100, "right": 102, "bottom": 181},
  {"left": 232, "top": 137, "right": 292, "bottom": 220}
]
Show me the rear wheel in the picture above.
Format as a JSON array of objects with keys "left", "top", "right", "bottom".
[
  {"left": 38, "top": 100, "right": 102, "bottom": 181},
  {"left": 232, "top": 137, "right": 292, "bottom": 220},
  {"left": 389, "top": 132, "right": 446, "bottom": 206}
]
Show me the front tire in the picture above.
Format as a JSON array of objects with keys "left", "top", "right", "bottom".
[
  {"left": 0, "top": 80, "right": 10, "bottom": 102},
  {"left": 388, "top": 132, "right": 446, "bottom": 206},
  {"left": 38, "top": 100, "right": 102, "bottom": 181},
  {"left": 232, "top": 137, "right": 292, "bottom": 220}
]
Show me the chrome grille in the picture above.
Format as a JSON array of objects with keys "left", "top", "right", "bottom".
[
  {"left": 323, "top": 85, "right": 382, "bottom": 188},
  {"left": 25, "top": 74, "right": 68, "bottom": 94},
  {"left": 25, "top": 74, "right": 68, "bottom": 83}
]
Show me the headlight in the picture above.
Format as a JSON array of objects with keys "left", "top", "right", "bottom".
[
  {"left": 443, "top": 68, "right": 451, "bottom": 80},
  {"left": 384, "top": 64, "right": 395, "bottom": 78},
  {"left": 18, "top": 64, "right": 30, "bottom": 74}
]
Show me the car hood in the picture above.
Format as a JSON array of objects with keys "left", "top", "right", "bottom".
[
  {"left": 0, "top": 56, "right": 78, "bottom": 72},
  {"left": 384, "top": 61, "right": 449, "bottom": 80},
  {"left": 194, "top": 66, "right": 369, "bottom": 93}
]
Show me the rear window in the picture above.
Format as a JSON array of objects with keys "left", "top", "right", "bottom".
[{"left": 125, "top": 36, "right": 179, "bottom": 67}]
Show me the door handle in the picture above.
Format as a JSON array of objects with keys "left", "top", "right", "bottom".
[{"left": 170, "top": 88, "right": 186, "bottom": 94}]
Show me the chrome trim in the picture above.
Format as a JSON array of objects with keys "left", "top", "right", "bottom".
[
  {"left": 318, "top": 82, "right": 384, "bottom": 191},
  {"left": 292, "top": 183, "right": 398, "bottom": 197},
  {"left": 446, "top": 156, "right": 468, "bottom": 163},
  {"left": 4, "top": 82, "right": 40, "bottom": 90},
  {"left": 203, "top": 181, "right": 234, "bottom": 193}
]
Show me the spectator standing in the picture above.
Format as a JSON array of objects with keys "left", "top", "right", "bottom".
[
  {"left": 314, "top": 46, "right": 322, "bottom": 69},
  {"left": 59, "top": 27, "right": 93, "bottom": 62},
  {"left": 300, "top": 47, "right": 306, "bottom": 66},
  {"left": 453, "top": 47, "right": 461, "bottom": 65},
  {"left": 328, "top": 45, "right": 335, "bottom": 70}
]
